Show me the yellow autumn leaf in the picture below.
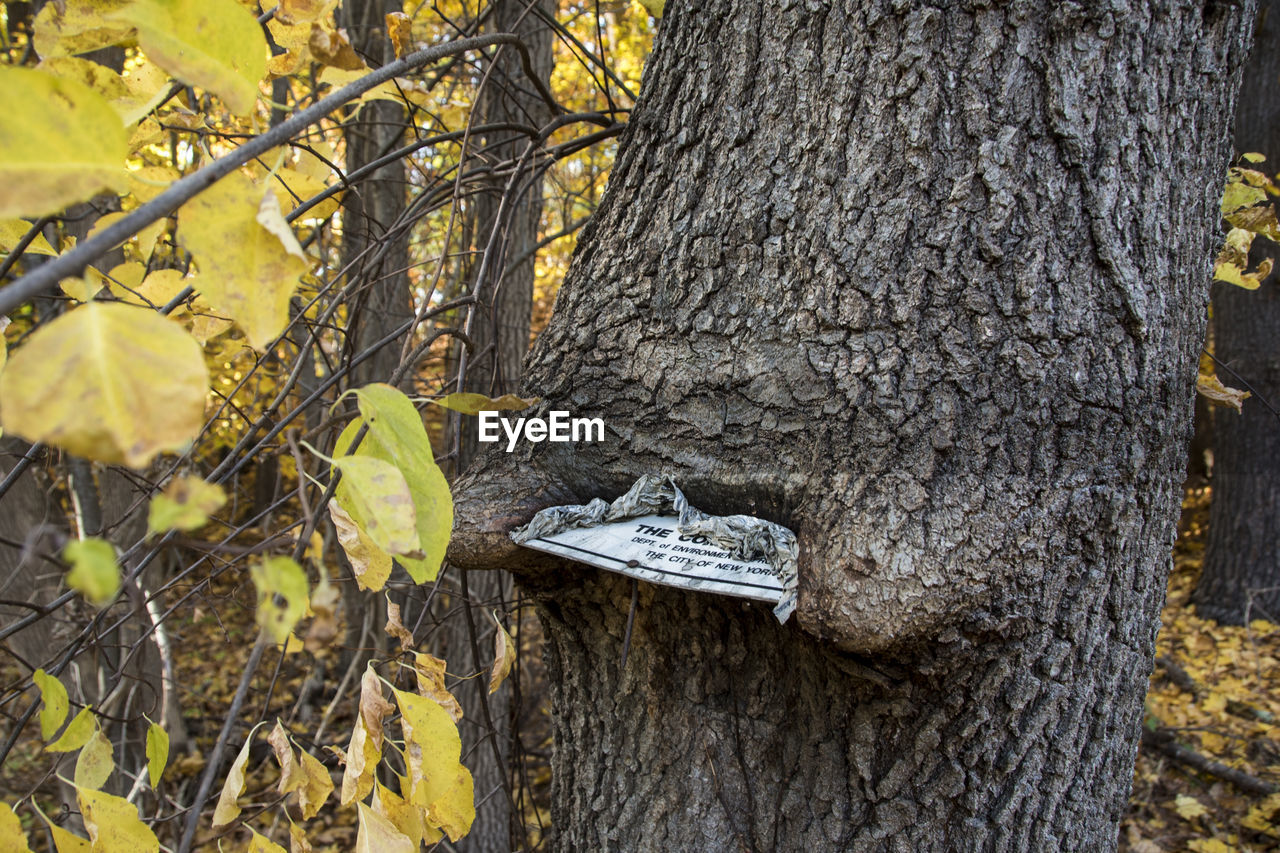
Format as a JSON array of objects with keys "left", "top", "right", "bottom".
[
  {"left": 32, "top": 669, "right": 69, "bottom": 741},
  {"left": 268, "top": 720, "right": 303, "bottom": 796},
  {"left": 304, "top": 576, "right": 341, "bottom": 652},
  {"left": 125, "top": 164, "right": 180, "bottom": 204},
  {"left": 393, "top": 688, "right": 475, "bottom": 841},
  {"left": 0, "top": 67, "right": 128, "bottom": 218},
  {"left": 335, "top": 384, "right": 453, "bottom": 583},
  {"left": 76, "top": 787, "right": 159, "bottom": 852},
  {"left": 59, "top": 264, "right": 107, "bottom": 303},
  {"left": 1198, "top": 372, "right": 1250, "bottom": 413},
  {"left": 339, "top": 716, "right": 381, "bottom": 806},
  {"left": 0, "top": 802, "right": 32, "bottom": 852},
  {"left": 251, "top": 557, "right": 310, "bottom": 645},
  {"left": 268, "top": 166, "right": 340, "bottom": 222},
  {"left": 147, "top": 475, "right": 226, "bottom": 537},
  {"left": 248, "top": 829, "right": 288, "bottom": 853},
  {"left": 146, "top": 719, "right": 168, "bottom": 787},
  {"left": 1175, "top": 793, "right": 1209, "bottom": 821},
  {"left": 1187, "top": 840, "right": 1234, "bottom": 853},
  {"left": 32, "top": 0, "right": 134, "bottom": 60},
  {"left": 276, "top": 0, "right": 338, "bottom": 25},
  {"left": 329, "top": 501, "right": 392, "bottom": 591},
  {"left": 289, "top": 823, "right": 313, "bottom": 853},
  {"left": 488, "top": 613, "right": 515, "bottom": 695},
  {"left": 1214, "top": 256, "right": 1272, "bottom": 290},
  {"left": 178, "top": 171, "right": 309, "bottom": 351},
  {"left": 63, "top": 538, "right": 121, "bottom": 606},
  {"left": 91, "top": 214, "right": 167, "bottom": 265},
  {"left": 48, "top": 706, "right": 95, "bottom": 753},
  {"left": 331, "top": 455, "right": 423, "bottom": 558},
  {"left": 74, "top": 727, "right": 114, "bottom": 790},
  {"left": 211, "top": 725, "right": 258, "bottom": 827},
  {"left": 296, "top": 747, "right": 333, "bottom": 820},
  {"left": 33, "top": 56, "right": 157, "bottom": 125},
  {"left": 110, "top": 0, "right": 267, "bottom": 116},
  {"left": 0, "top": 302, "right": 209, "bottom": 467},
  {"left": 356, "top": 801, "right": 415, "bottom": 853},
  {"left": 117, "top": 60, "right": 172, "bottom": 125},
  {"left": 384, "top": 598, "right": 414, "bottom": 651},
  {"left": 431, "top": 392, "right": 539, "bottom": 415},
  {"left": 387, "top": 12, "right": 413, "bottom": 58},
  {"left": 636, "top": 0, "right": 665, "bottom": 18},
  {"left": 0, "top": 219, "right": 57, "bottom": 256},
  {"left": 36, "top": 802, "right": 92, "bottom": 852},
  {"left": 1243, "top": 792, "right": 1280, "bottom": 834},
  {"left": 411, "top": 652, "right": 462, "bottom": 722},
  {"left": 373, "top": 781, "right": 425, "bottom": 847}
]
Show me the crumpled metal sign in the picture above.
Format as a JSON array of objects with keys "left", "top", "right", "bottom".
[{"left": 510, "top": 474, "right": 797, "bottom": 622}]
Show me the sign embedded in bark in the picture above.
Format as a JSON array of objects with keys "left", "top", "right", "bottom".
[
  {"left": 519, "top": 513, "right": 786, "bottom": 604},
  {"left": 510, "top": 475, "right": 797, "bottom": 622}
]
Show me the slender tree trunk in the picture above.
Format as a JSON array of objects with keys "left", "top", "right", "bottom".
[
  {"left": 448, "top": 3, "right": 555, "bottom": 849},
  {"left": 340, "top": 0, "right": 413, "bottom": 388},
  {"left": 449, "top": 0, "right": 1255, "bottom": 849},
  {"left": 1196, "top": 0, "right": 1280, "bottom": 625}
]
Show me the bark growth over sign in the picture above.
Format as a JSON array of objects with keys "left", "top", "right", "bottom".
[{"left": 452, "top": 0, "right": 1254, "bottom": 847}]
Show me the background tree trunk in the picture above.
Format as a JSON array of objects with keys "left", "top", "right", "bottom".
[
  {"left": 450, "top": 0, "right": 1255, "bottom": 848},
  {"left": 447, "top": 3, "right": 555, "bottom": 849},
  {"left": 339, "top": 0, "right": 413, "bottom": 388},
  {"left": 1196, "top": 0, "right": 1280, "bottom": 625}
]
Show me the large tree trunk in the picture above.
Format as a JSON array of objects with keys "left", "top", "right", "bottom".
[
  {"left": 450, "top": 0, "right": 1254, "bottom": 848},
  {"left": 448, "top": 3, "right": 555, "bottom": 849},
  {"left": 1196, "top": 0, "right": 1280, "bottom": 625}
]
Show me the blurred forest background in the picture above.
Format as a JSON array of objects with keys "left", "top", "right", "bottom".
[{"left": 0, "top": 0, "right": 1278, "bottom": 850}]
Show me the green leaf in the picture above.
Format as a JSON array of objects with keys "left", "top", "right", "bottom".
[
  {"left": 331, "top": 455, "right": 424, "bottom": 559},
  {"left": 251, "top": 557, "right": 310, "bottom": 645},
  {"left": 147, "top": 475, "right": 226, "bottom": 537},
  {"left": 337, "top": 384, "right": 454, "bottom": 583},
  {"left": 63, "top": 538, "right": 121, "bottom": 606},
  {"left": 110, "top": 0, "right": 267, "bottom": 116},
  {"left": 146, "top": 720, "right": 169, "bottom": 787},
  {"left": 0, "top": 302, "right": 210, "bottom": 467},
  {"left": 48, "top": 706, "right": 96, "bottom": 753},
  {"left": 430, "top": 392, "right": 538, "bottom": 416},
  {"left": 0, "top": 67, "right": 128, "bottom": 218},
  {"left": 177, "top": 171, "right": 309, "bottom": 351},
  {"left": 32, "top": 669, "right": 69, "bottom": 741}
]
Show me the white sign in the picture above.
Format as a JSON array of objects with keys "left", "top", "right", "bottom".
[{"left": 519, "top": 513, "right": 785, "bottom": 605}]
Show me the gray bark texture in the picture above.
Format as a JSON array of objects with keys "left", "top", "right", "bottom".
[
  {"left": 448, "top": 2, "right": 556, "bottom": 850},
  {"left": 450, "top": 0, "right": 1255, "bottom": 849},
  {"left": 339, "top": 0, "right": 414, "bottom": 387},
  {"left": 1197, "top": 0, "right": 1280, "bottom": 625}
]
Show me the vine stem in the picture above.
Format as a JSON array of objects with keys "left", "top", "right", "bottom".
[{"left": 0, "top": 32, "right": 553, "bottom": 317}]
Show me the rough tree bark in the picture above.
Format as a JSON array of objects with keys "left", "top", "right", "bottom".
[
  {"left": 451, "top": 0, "right": 1254, "bottom": 849},
  {"left": 448, "top": 3, "right": 555, "bottom": 849},
  {"left": 1196, "top": 0, "right": 1280, "bottom": 625},
  {"left": 339, "top": 0, "right": 414, "bottom": 388}
]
